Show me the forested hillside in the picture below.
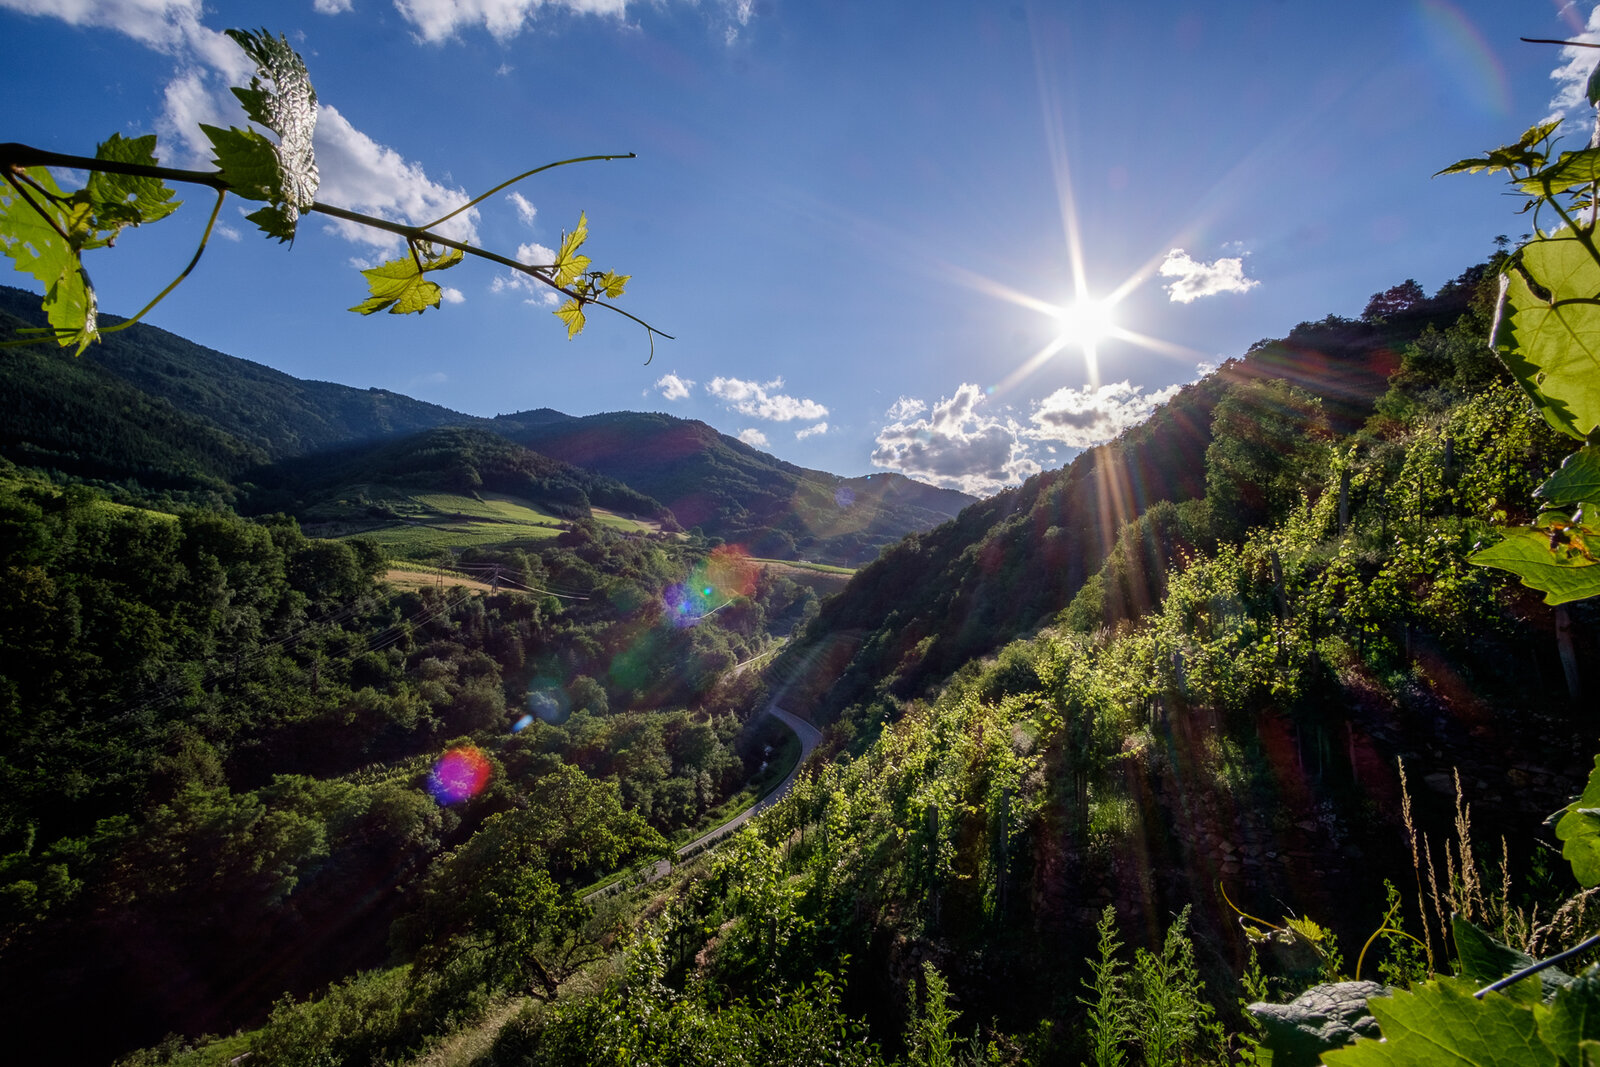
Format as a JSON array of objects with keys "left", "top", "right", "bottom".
[
  {"left": 33, "top": 253, "right": 1581, "bottom": 1067},
  {"left": 492, "top": 409, "right": 976, "bottom": 564},
  {"left": 0, "top": 284, "right": 967, "bottom": 564},
  {"left": 0, "top": 479, "right": 825, "bottom": 1062}
]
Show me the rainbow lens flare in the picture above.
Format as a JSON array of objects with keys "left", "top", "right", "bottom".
[
  {"left": 664, "top": 544, "right": 758, "bottom": 627},
  {"left": 428, "top": 746, "right": 491, "bottom": 804}
]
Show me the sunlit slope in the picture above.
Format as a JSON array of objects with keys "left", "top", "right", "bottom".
[
  {"left": 240, "top": 426, "right": 668, "bottom": 553},
  {"left": 778, "top": 268, "right": 1491, "bottom": 719},
  {"left": 492, "top": 408, "right": 975, "bottom": 565}
]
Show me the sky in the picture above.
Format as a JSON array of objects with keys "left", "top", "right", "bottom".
[{"left": 3, "top": 1, "right": 1600, "bottom": 495}]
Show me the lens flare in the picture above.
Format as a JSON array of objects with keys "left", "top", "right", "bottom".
[
  {"left": 428, "top": 746, "right": 491, "bottom": 805},
  {"left": 511, "top": 714, "right": 535, "bottom": 732},
  {"left": 664, "top": 544, "right": 758, "bottom": 627}
]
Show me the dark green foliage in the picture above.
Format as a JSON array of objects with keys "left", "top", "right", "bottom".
[{"left": 492, "top": 409, "right": 974, "bottom": 564}]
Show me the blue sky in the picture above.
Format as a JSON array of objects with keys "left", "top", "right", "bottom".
[{"left": 3, "top": 1, "right": 1598, "bottom": 493}]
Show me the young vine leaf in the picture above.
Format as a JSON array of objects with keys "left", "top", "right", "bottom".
[
  {"left": 203, "top": 27, "right": 318, "bottom": 242},
  {"left": 350, "top": 245, "right": 464, "bottom": 315},
  {"left": 1321, "top": 975, "right": 1600, "bottom": 1066},
  {"left": 1, "top": 135, "right": 184, "bottom": 353},
  {"left": 1557, "top": 756, "right": 1600, "bottom": 889},
  {"left": 552, "top": 211, "right": 591, "bottom": 287},
  {"left": 1492, "top": 235, "right": 1600, "bottom": 442},
  {"left": 0, "top": 167, "right": 97, "bottom": 353},
  {"left": 1469, "top": 518, "right": 1600, "bottom": 605}
]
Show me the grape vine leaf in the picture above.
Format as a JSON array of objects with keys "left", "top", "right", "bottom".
[
  {"left": 1321, "top": 979, "right": 1545, "bottom": 1066},
  {"left": 1541, "top": 974, "right": 1600, "bottom": 1067},
  {"left": 201, "top": 28, "right": 318, "bottom": 242},
  {"left": 84, "top": 134, "right": 180, "bottom": 233},
  {"left": 1436, "top": 122, "right": 1559, "bottom": 178},
  {"left": 554, "top": 298, "right": 587, "bottom": 339},
  {"left": 1493, "top": 234, "right": 1600, "bottom": 441},
  {"left": 597, "top": 270, "right": 629, "bottom": 298},
  {"left": 1, "top": 167, "right": 98, "bottom": 353},
  {"left": 349, "top": 246, "right": 464, "bottom": 315},
  {"left": 1453, "top": 917, "right": 1570, "bottom": 1000},
  {"left": 1557, "top": 756, "right": 1600, "bottom": 888},
  {"left": 1518, "top": 149, "right": 1600, "bottom": 198},
  {"left": 552, "top": 212, "right": 591, "bottom": 287},
  {"left": 1469, "top": 523, "right": 1600, "bottom": 605},
  {"left": 1538, "top": 447, "right": 1600, "bottom": 508}
]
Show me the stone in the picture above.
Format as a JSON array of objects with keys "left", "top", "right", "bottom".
[{"left": 1249, "top": 981, "right": 1388, "bottom": 1067}]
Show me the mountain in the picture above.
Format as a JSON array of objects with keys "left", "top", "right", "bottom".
[
  {"left": 0, "top": 287, "right": 464, "bottom": 461},
  {"left": 0, "top": 285, "right": 971, "bottom": 562},
  {"left": 243, "top": 425, "right": 668, "bottom": 523},
  {"left": 777, "top": 267, "right": 1496, "bottom": 720},
  {"left": 491, "top": 409, "right": 976, "bottom": 564}
]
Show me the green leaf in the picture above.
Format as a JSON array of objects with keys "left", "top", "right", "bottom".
[
  {"left": 0, "top": 167, "right": 98, "bottom": 352},
  {"left": 1539, "top": 447, "right": 1600, "bottom": 508},
  {"left": 1453, "top": 917, "right": 1570, "bottom": 1000},
  {"left": 85, "top": 134, "right": 180, "bottom": 230},
  {"left": 1436, "top": 124, "right": 1559, "bottom": 178},
  {"left": 598, "top": 270, "right": 629, "bottom": 298},
  {"left": 1520, "top": 149, "right": 1600, "bottom": 197},
  {"left": 223, "top": 27, "right": 318, "bottom": 232},
  {"left": 1322, "top": 979, "right": 1545, "bottom": 1066},
  {"left": 1541, "top": 973, "right": 1600, "bottom": 1067},
  {"left": 202, "top": 124, "right": 282, "bottom": 206},
  {"left": 1558, "top": 757, "right": 1600, "bottom": 888},
  {"left": 349, "top": 246, "right": 463, "bottom": 315},
  {"left": 1588, "top": 60, "right": 1600, "bottom": 108},
  {"left": 1494, "top": 234, "right": 1600, "bottom": 440},
  {"left": 552, "top": 212, "right": 590, "bottom": 287},
  {"left": 554, "top": 298, "right": 587, "bottom": 339},
  {"left": 1470, "top": 524, "right": 1600, "bottom": 605}
]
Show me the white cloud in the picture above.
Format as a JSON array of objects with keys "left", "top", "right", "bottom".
[
  {"left": 1547, "top": 7, "right": 1600, "bottom": 123},
  {"left": 0, "top": 0, "right": 204, "bottom": 51},
  {"left": 7, "top": 2, "right": 490, "bottom": 262},
  {"left": 215, "top": 222, "right": 242, "bottom": 241},
  {"left": 655, "top": 372, "right": 694, "bottom": 400},
  {"left": 885, "top": 396, "right": 926, "bottom": 421},
  {"left": 393, "top": 0, "right": 629, "bottom": 43},
  {"left": 507, "top": 191, "right": 538, "bottom": 227},
  {"left": 707, "top": 376, "right": 829, "bottom": 421},
  {"left": 737, "top": 427, "right": 770, "bottom": 448},
  {"left": 314, "top": 0, "right": 354, "bottom": 14},
  {"left": 490, "top": 241, "right": 559, "bottom": 303},
  {"left": 1159, "top": 248, "right": 1259, "bottom": 303},
  {"left": 796, "top": 421, "right": 828, "bottom": 440},
  {"left": 1025, "top": 380, "right": 1179, "bottom": 448},
  {"left": 440, "top": 286, "right": 466, "bottom": 304},
  {"left": 871, "top": 384, "right": 1040, "bottom": 496},
  {"left": 313, "top": 104, "right": 480, "bottom": 252}
]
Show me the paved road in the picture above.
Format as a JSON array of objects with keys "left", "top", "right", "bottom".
[{"left": 586, "top": 698, "right": 821, "bottom": 899}]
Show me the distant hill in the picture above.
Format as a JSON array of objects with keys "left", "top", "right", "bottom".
[
  {"left": 492, "top": 409, "right": 975, "bottom": 565},
  {"left": 0, "top": 286, "right": 971, "bottom": 563},
  {"left": 245, "top": 426, "right": 668, "bottom": 524},
  {"left": 0, "top": 287, "right": 464, "bottom": 461}
]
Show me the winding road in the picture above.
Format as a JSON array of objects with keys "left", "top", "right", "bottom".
[{"left": 586, "top": 696, "right": 821, "bottom": 899}]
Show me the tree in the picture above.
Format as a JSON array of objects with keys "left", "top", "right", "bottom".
[
  {"left": 1361, "top": 279, "right": 1426, "bottom": 323},
  {"left": 0, "top": 29, "right": 667, "bottom": 356}
]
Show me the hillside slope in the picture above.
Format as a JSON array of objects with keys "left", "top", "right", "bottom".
[
  {"left": 778, "top": 268, "right": 1493, "bottom": 719},
  {"left": 493, "top": 409, "right": 975, "bottom": 564}
]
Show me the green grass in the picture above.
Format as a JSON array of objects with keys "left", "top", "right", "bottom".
[{"left": 316, "top": 490, "right": 657, "bottom": 559}]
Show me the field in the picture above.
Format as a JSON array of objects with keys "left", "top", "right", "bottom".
[{"left": 310, "top": 490, "right": 657, "bottom": 558}]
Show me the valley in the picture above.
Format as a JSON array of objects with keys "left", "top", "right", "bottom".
[{"left": 1, "top": 270, "right": 1597, "bottom": 1067}]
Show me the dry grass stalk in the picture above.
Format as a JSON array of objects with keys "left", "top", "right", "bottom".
[{"left": 1398, "top": 758, "right": 1438, "bottom": 964}]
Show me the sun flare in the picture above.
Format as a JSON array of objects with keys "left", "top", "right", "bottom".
[{"left": 1051, "top": 296, "right": 1117, "bottom": 352}]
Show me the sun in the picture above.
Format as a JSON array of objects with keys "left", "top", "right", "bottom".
[{"left": 1051, "top": 295, "right": 1118, "bottom": 352}]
